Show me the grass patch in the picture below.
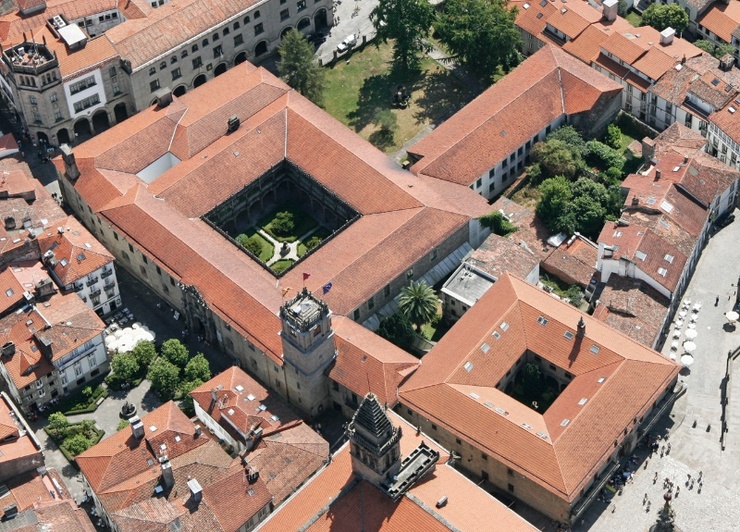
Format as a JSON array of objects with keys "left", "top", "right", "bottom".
[
  {"left": 243, "top": 230, "right": 275, "bottom": 262},
  {"left": 540, "top": 274, "right": 583, "bottom": 307},
  {"left": 323, "top": 41, "right": 480, "bottom": 153},
  {"left": 421, "top": 318, "right": 453, "bottom": 342},
  {"left": 297, "top": 242, "right": 307, "bottom": 257},
  {"left": 45, "top": 421, "right": 105, "bottom": 462},
  {"left": 625, "top": 10, "right": 642, "bottom": 27},
  {"left": 259, "top": 203, "right": 319, "bottom": 243},
  {"left": 47, "top": 384, "right": 108, "bottom": 416},
  {"left": 272, "top": 259, "right": 294, "bottom": 274}
]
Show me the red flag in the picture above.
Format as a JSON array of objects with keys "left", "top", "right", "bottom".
[{"left": 303, "top": 272, "right": 311, "bottom": 281}]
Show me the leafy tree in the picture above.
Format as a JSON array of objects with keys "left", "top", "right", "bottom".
[
  {"left": 479, "top": 210, "right": 517, "bottom": 236},
  {"left": 586, "top": 140, "right": 625, "bottom": 173},
  {"left": 278, "top": 29, "right": 325, "bottom": 106},
  {"left": 371, "top": 0, "right": 435, "bottom": 71},
  {"left": 531, "top": 140, "right": 582, "bottom": 180},
  {"left": 546, "top": 125, "right": 587, "bottom": 157},
  {"left": 116, "top": 419, "right": 130, "bottom": 431},
  {"left": 80, "top": 419, "right": 96, "bottom": 434},
  {"left": 271, "top": 211, "right": 295, "bottom": 237},
  {"left": 521, "top": 362, "right": 544, "bottom": 397},
  {"left": 110, "top": 353, "right": 140, "bottom": 382},
  {"left": 184, "top": 353, "right": 211, "bottom": 383},
  {"left": 436, "top": 0, "right": 522, "bottom": 81},
  {"left": 243, "top": 237, "right": 263, "bottom": 256},
  {"left": 161, "top": 338, "right": 190, "bottom": 368},
  {"left": 47, "top": 412, "right": 69, "bottom": 438},
  {"left": 132, "top": 341, "right": 157, "bottom": 368},
  {"left": 377, "top": 313, "right": 415, "bottom": 351},
  {"left": 305, "top": 235, "right": 321, "bottom": 250},
  {"left": 536, "top": 176, "right": 573, "bottom": 233},
  {"left": 641, "top": 4, "right": 688, "bottom": 34},
  {"left": 179, "top": 378, "right": 204, "bottom": 417},
  {"left": 694, "top": 39, "right": 736, "bottom": 59},
  {"left": 64, "top": 434, "right": 92, "bottom": 456},
  {"left": 605, "top": 124, "right": 622, "bottom": 150},
  {"left": 82, "top": 386, "right": 93, "bottom": 399},
  {"left": 398, "top": 280, "right": 438, "bottom": 331},
  {"left": 147, "top": 357, "right": 181, "bottom": 401}
]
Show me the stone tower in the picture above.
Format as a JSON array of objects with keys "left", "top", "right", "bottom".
[
  {"left": 348, "top": 393, "right": 402, "bottom": 486},
  {"left": 280, "top": 288, "right": 335, "bottom": 417}
]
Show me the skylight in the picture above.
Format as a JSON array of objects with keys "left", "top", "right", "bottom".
[
  {"left": 537, "top": 316, "right": 548, "bottom": 326},
  {"left": 658, "top": 267, "right": 668, "bottom": 277},
  {"left": 500, "top": 321, "right": 509, "bottom": 331},
  {"left": 597, "top": 377, "right": 606, "bottom": 383},
  {"left": 590, "top": 345, "right": 600, "bottom": 354},
  {"left": 235, "top": 384, "right": 244, "bottom": 392},
  {"left": 481, "top": 343, "right": 490, "bottom": 353},
  {"left": 5, "top": 289, "right": 13, "bottom": 297},
  {"left": 578, "top": 398, "right": 588, "bottom": 406},
  {"left": 613, "top": 230, "right": 622, "bottom": 237},
  {"left": 492, "top": 331, "right": 501, "bottom": 339},
  {"left": 564, "top": 331, "right": 574, "bottom": 340},
  {"left": 664, "top": 254, "right": 674, "bottom": 263},
  {"left": 464, "top": 361, "right": 474, "bottom": 372},
  {"left": 560, "top": 419, "right": 571, "bottom": 427},
  {"left": 660, "top": 200, "right": 674, "bottom": 213},
  {"left": 246, "top": 394, "right": 255, "bottom": 401},
  {"left": 635, "top": 250, "right": 647, "bottom": 261},
  {"left": 470, "top": 392, "right": 480, "bottom": 400}
]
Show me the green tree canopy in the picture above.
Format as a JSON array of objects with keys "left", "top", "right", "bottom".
[
  {"left": 436, "top": 0, "right": 522, "bottom": 81},
  {"left": 147, "top": 357, "right": 181, "bottom": 401},
  {"left": 178, "top": 378, "right": 205, "bottom": 417},
  {"left": 604, "top": 123, "right": 622, "bottom": 150},
  {"left": 111, "top": 353, "right": 140, "bottom": 382},
  {"left": 531, "top": 139, "right": 582, "bottom": 181},
  {"left": 161, "top": 338, "right": 190, "bottom": 368},
  {"left": 377, "top": 313, "right": 415, "bottom": 351},
  {"left": 546, "top": 125, "right": 587, "bottom": 157},
  {"left": 536, "top": 176, "right": 573, "bottom": 233},
  {"left": 271, "top": 211, "right": 295, "bottom": 237},
  {"left": 277, "top": 29, "right": 325, "bottom": 106},
  {"left": 64, "top": 433, "right": 92, "bottom": 456},
  {"left": 641, "top": 4, "right": 688, "bottom": 33},
  {"left": 585, "top": 140, "right": 626, "bottom": 173},
  {"left": 184, "top": 353, "right": 211, "bottom": 383},
  {"left": 116, "top": 419, "right": 130, "bottom": 431},
  {"left": 398, "top": 280, "right": 438, "bottom": 331},
  {"left": 132, "top": 341, "right": 157, "bottom": 368},
  {"left": 479, "top": 210, "right": 517, "bottom": 236},
  {"left": 371, "top": 0, "right": 435, "bottom": 71},
  {"left": 694, "top": 39, "right": 736, "bottom": 59},
  {"left": 47, "top": 412, "right": 69, "bottom": 437}
]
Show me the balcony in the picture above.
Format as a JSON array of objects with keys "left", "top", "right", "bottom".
[
  {"left": 89, "top": 289, "right": 101, "bottom": 299},
  {"left": 103, "top": 281, "right": 115, "bottom": 290},
  {"left": 86, "top": 277, "right": 99, "bottom": 287},
  {"left": 101, "top": 269, "right": 114, "bottom": 279}
]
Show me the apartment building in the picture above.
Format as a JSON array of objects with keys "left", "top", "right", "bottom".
[{"left": 0, "top": 0, "right": 332, "bottom": 147}]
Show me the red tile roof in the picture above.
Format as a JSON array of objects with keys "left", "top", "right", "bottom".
[
  {"left": 330, "top": 316, "right": 420, "bottom": 407},
  {"left": 409, "top": 45, "right": 622, "bottom": 187},
  {"left": 67, "top": 63, "right": 488, "bottom": 362},
  {"left": 260, "top": 410, "right": 535, "bottom": 531},
  {"left": 542, "top": 236, "right": 598, "bottom": 287},
  {"left": 0, "top": 392, "right": 42, "bottom": 465},
  {"left": 0, "top": 266, "right": 25, "bottom": 316},
  {"left": 697, "top": 1, "right": 740, "bottom": 42},
  {"left": 399, "top": 273, "right": 678, "bottom": 503}
]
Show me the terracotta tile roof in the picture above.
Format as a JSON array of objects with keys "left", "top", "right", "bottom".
[
  {"left": 512, "top": 0, "right": 557, "bottom": 39},
  {"left": 261, "top": 410, "right": 534, "bottom": 531},
  {"left": 1, "top": 469, "right": 72, "bottom": 515},
  {"left": 697, "top": 1, "right": 740, "bottom": 42},
  {"left": 546, "top": 3, "right": 601, "bottom": 40},
  {"left": 399, "top": 273, "right": 679, "bottom": 502},
  {"left": 29, "top": 499, "right": 97, "bottom": 532},
  {"left": 0, "top": 132, "right": 19, "bottom": 153},
  {"left": 601, "top": 31, "right": 648, "bottom": 64},
  {"left": 710, "top": 95, "right": 740, "bottom": 144},
  {"left": 465, "top": 233, "right": 540, "bottom": 280},
  {"left": 0, "top": 392, "right": 42, "bottom": 465},
  {"left": 649, "top": 122, "right": 707, "bottom": 157},
  {"left": 490, "top": 197, "right": 554, "bottom": 262},
  {"left": 104, "top": 0, "right": 262, "bottom": 70},
  {"left": 330, "top": 316, "right": 420, "bottom": 407},
  {"left": 592, "top": 277, "right": 669, "bottom": 348},
  {"left": 409, "top": 45, "right": 621, "bottom": 186},
  {"left": 542, "top": 236, "right": 599, "bottom": 287},
  {"left": 37, "top": 215, "right": 113, "bottom": 287},
  {"left": 632, "top": 47, "right": 680, "bottom": 82},
  {"left": 0, "top": 267, "right": 25, "bottom": 316}
]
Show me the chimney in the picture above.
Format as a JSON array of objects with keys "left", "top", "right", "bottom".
[
  {"left": 576, "top": 317, "right": 586, "bottom": 338},
  {"left": 154, "top": 88, "right": 173, "bottom": 108},
  {"left": 4, "top": 216, "right": 15, "bottom": 230},
  {"left": 602, "top": 0, "right": 618, "bottom": 22},
  {"left": 187, "top": 478, "right": 202, "bottom": 504},
  {"left": 129, "top": 416, "right": 145, "bottom": 439},
  {"left": 2, "top": 503, "right": 18, "bottom": 520},
  {"left": 719, "top": 53, "right": 735, "bottom": 72},
  {"left": 210, "top": 388, "right": 218, "bottom": 408},
  {"left": 247, "top": 468, "right": 259, "bottom": 484},
  {"left": 194, "top": 425, "right": 202, "bottom": 438},
  {"left": 35, "top": 335, "right": 53, "bottom": 360},
  {"left": 35, "top": 278, "right": 55, "bottom": 299},
  {"left": 631, "top": 196, "right": 640, "bottom": 206},
  {"left": 1, "top": 342, "right": 15, "bottom": 358},
  {"left": 436, "top": 496, "right": 448, "bottom": 509},
  {"left": 659, "top": 28, "right": 675, "bottom": 46},
  {"left": 160, "top": 460, "right": 175, "bottom": 490},
  {"left": 60, "top": 144, "right": 80, "bottom": 182},
  {"left": 654, "top": 169, "right": 661, "bottom": 181},
  {"left": 641, "top": 137, "right": 655, "bottom": 161},
  {"left": 227, "top": 115, "right": 240, "bottom": 134},
  {"left": 245, "top": 426, "right": 263, "bottom": 451},
  {"left": 683, "top": 156, "right": 689, "bottom": 164}
]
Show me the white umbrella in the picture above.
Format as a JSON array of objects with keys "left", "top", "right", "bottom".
[
  {"left": 683, "top": 341, "right": 697, "bottom": 353},
  {"left": 681, "top": 354, "right": 694, "bottom": 366},
  {"left": 685, "top": 328, "right": 698, "bottom": 339},
  {"left": 688, "top": 323, "right": 696, "bottom": 329},
  {"left": 679, "top": 310, "right": 688, "bottom": 317},
  {"left": 672, "top": 330, "right": 681, "bottom": 339},
  {"left": 726, "top": 311, "right": 739, "bottom": 323},
  {"left": 675, "top": 320, "right": 684, "bottom": 328},
  {"left": 671, "top": 340, "right": 679, "bottom": 349},
  {"left": 105, "top": 335, "right": 116, "bottom": 346},
  {"left": 114, "top": 329, "right": 125, "bottom": 339},
  {"left": 693, "top": 303, "right": 702, "bottom": 311},
  {"left": 670, "top": 353, "right": 677, "bottom": 361}
]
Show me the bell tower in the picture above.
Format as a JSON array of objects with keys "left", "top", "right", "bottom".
[
  {"left": 348, "top": 393, "right": 402, "bottom": 486},
  {"left": 280, "top": 288, "right": 335, "bottom": 417}
]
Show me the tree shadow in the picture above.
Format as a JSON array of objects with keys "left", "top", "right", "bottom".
[
  {"left": 347, "top": 64, "right": 424, "bottom": 133},
  {"left": 140, "top": 388, "right": 163, "bottom": 413},
  {"left": 413, "top": 69, "right": 481, "bottom": 127}
]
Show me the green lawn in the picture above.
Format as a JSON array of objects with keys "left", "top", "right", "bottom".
[
  {"left": 259, "top": 203, "right": 319, "bottom": 243},
  {"left": 323, "top": 41, "right": 480, "bottom": 153},
  {"left": 625, "top": 10, "right": 642, "bottom": 28},
  {"left": 272, "top": 259, "right": 294, "bottom": 274}
]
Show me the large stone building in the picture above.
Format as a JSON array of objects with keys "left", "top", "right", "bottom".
[
  {"left": 0, "top": 0, "right": 332, "bottom": 146},
  {"left": 407, "top": 44, "right": 623, "bottom": 200},
  {"left": 55, "top": 60, "right": 490, "bottom": 418},
  {"left": 398, "top": 272, "right": 680, "bottom": 524}
]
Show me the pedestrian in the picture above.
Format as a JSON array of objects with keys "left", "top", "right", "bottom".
[
  {"left": 654, "top": 472, "right": 658, "bottom": 484},
  {"left": 644, "top": 459, "right": 649, "bottom": 470},
  {"left": 675, "top": 486, "right": 680, "bottom": 497},
  {"left": 612, "top": 504, "right": 616, "bottom": 513},
  {"left": 699, "top": 470, "right": 703, "bottom": 479},
  {"left": 716, "top": 295, "right": 720, "bottom": 306}
]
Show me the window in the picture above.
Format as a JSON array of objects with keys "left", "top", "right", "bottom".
[
  {"left": 54, "top": 111, "right": 63, "bottom": 121},
  {"left": 244, "top": 16, "right": 250, "bottom": 24},
  {"left": 254, "top": 23, "right": 264, "bottom": 35},
  {"left": 192, "top": 44, "right": 199, "bottom": 53},
  {"left": 149, "top": 66, "right": 156, "bottom": 75},
  {"left": 50, "top": 93, "right": 58, "bottom": 103},
  {"left": 159, "top": 61, "right": 166, "bottom": 70},
  {"left": 213, "top": 32, "right": 220, "bottom": 41},
  {"left": 223, "top": 27, "right": 230, "bottom": 36},
  {"left": 234, "top": 34, "right": 244, "bottom": 46},
  {"left": 507, "top": 468, "right": 514, "bottom": 476},
  {"left": 150, "top": 79, "right": 160, "bottom": 92},
  {"left": 128, "top": 243, "right": 134, "bottom": 253},
  {"left": 353, "top": 308, "right": 360, "bottom": 320},
  {"left": 192, "top": 57, "right": 203, "bottom": 69},
  {"left": 234, "top": 21, "right": 241, "bottom": 30},
  {"left": 171, "top": 68, "right": 182, "bottom": 80},
  {"left": 69, "top": 76, "right": 96, "bottom": 95},
  {"left": 476, "top": 177, "right": 482, "bottom": 189},
  {"left": 383, "top": 284, "right": 391, "bottom": 298},
  {"left": 181, "top": 49, "right": 188, "bottom": 58},
  {"left": 508, "top": 483, "right": 514, "bottom": 493},
  {"left": 73, "top": 94, "right": 101, "bottom": 113},
  {"left": 202, "top": 38, "right": 209, "bottom": 47},
  {"left": 254, "top": 10, "right": 261, "bottom": 18},
  {"left": 367, "top": 297, "right": 374, "bottom": 310},
  {"left": 213, "top": 45, "right": 223, "bottom": 58},
  {"left": 431, "top": 423, "right": 437, "bottom": 430},
  {"left": 280, "top": 9, "right": 290, "bottom": 20},
  {"left": 430, "top": 248, "right": 437, "bottom": 261},
  {"left": 298, "top": 0, "right": 307, "bottom": 10},
  {"left": 482, "top": 453, "right": 488, "bottom": 460}
]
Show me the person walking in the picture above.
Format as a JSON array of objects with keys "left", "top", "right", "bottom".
[{"left": 716, "top": 295, "right": 720, "bottom": 306}]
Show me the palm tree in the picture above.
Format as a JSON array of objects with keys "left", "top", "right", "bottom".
[{"left": 398, "top": 280, "right": 438, "bottom": 331}]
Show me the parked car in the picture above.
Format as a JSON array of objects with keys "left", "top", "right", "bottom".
[
  {"left": 337, "top": 34, "right": 357, "bottom": 53},
  {"left": 717, "top": 212, "right": 735, "bottom": 229}
]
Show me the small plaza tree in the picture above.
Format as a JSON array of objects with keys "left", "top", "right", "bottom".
[
  {"left": 371, "top": 0, "right": 435, "bottom": 72},
  {"left": 398, "top": 280, "right": 438, "bottom": 331},
  {"left": 278, "top": 29, "right": 326, "bottom": 106}
]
